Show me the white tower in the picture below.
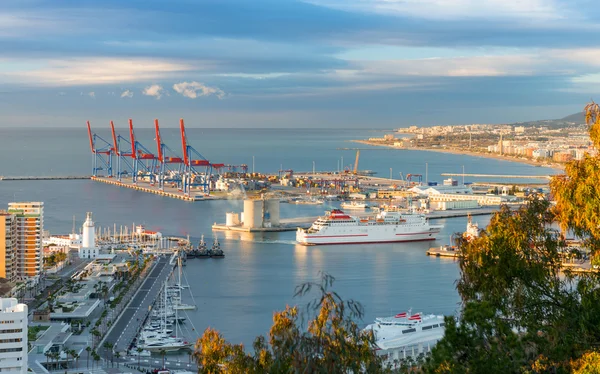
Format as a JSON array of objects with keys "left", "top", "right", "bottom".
[
  {"left": 82, "top": 212, "right": 95, "bottom": 248},
  {"left": 79, "top": 212, "right": 98, "bottom": 259}
]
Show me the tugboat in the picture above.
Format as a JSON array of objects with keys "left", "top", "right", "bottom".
[
  {"left": 211, "top": 236, "right": 225, "bottom": 258},
  {"left": 197, "top": 235, "right": 211, "bottom": 258}
]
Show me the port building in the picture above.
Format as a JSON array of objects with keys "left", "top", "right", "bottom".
[
  {"left": 7, "top": 202, "right": 43, "bottom": 283},
  {"left": 0, "top": 212, "right": 17, "bottom": 283},
  {"left": 0, "top": 298, "right": 28, "bottom": 373}
]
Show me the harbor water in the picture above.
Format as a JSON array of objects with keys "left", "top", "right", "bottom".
[{"left": 0, "top": 128, "right": 553, "bottom": 348}]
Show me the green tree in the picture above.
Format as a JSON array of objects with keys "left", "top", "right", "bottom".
[
  {"left": 193, "top": 273, "right": 385, "bottom": 373},
  {"left": 425, "top": 102, "right": 600, "bottom": 373}
]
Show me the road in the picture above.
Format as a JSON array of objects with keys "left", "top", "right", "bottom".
[{"left": 102, "top": 256, "right": 174, "bottom": 354}]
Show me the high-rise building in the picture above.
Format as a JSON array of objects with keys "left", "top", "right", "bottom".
[
  {"left": 7, "top": 203, "right": 44, "bottom": 282},
  {"left": 0, "top": 298, "right": 27, "bottom": 373},
  {"left": 0, "top": 212, "right": 17, "bottom": 283}
]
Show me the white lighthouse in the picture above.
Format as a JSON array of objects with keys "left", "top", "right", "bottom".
[{"left": 79, "top": 212, "right": 99, "bottom": 259}]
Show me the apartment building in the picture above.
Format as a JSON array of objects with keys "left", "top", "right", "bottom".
[
  {"left": 7, "top": 203, "right": 44, "bottom": 282},
  {"left": 0, "top": 298, "right": 27, "bottom": 373},
  {"left": 0, "top": 213, "right": 17, "bottom": 283}
]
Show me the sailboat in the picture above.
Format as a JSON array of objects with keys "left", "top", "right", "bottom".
[
  {"left": 172, "top": 257, "right": 196, "bottom": 311},
  {"left": 138, "top": 282, "right": 192, "bottom": 352}
]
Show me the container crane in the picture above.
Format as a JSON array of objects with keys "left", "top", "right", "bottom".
[
  {"left": 129, "top": 119, "right": 157, "bottom": 184},
  {"left": 110, "top": 120, "right": 135, "bottom": 181},
  {"left": 406, "top": 174, "right": 423, "bottom": 185},
  {"left": 155, "top": 119, "right": 184, "bottom": 190},
  {"left": 87, "top": 121, "right": 113, "bottom": 177},
  {"left": 180, "top": 118, "right": 213, "bottom": 194}
]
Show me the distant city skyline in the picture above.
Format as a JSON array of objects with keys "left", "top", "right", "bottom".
[{"left": 0, "top": 0, "right": 597, "bottom": 128}]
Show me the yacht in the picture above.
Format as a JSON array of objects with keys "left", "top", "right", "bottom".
[
  {"left": 297, "top": 209, "right": 443, "bottom": 245},
  {"left": 364, "top": 311, "right": 446, "bottom": 362},
  {"left": 340, "top": 201, "right": 370, "bottom": 209},
  {"left": 463, "top": 214, "right": 480, "bottom": 242}
]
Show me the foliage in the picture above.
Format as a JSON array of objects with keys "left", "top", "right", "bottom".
[
  {"left": 193, "top": 273, "right": 388, "bottom": 373},
  {"left": 424, "top": 101, "right": 600, "bottom": 373},
  {"left": 43, "top": 252, "right": 67, "bottom": 267}
]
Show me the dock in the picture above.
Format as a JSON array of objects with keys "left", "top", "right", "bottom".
[
  {"left": 92, "top": 176, "right": 221, "bottom": 202},
  {"left": 0, "top": 176, "right": 91, "bottom": 181},
  {"left": 213, "top": 207, "right": 500, "bottom": 232}
]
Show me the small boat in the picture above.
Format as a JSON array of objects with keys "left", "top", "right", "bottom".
[
  {"left": 211, "top": 236, "right": 225, "bottom": 258},
  {"left": 195, "top": 235, "right": 210, "bottom": 258},
  {"left": 130, "top": 348, "right": 152, "bottom": 357},
  {"left": 463, "top": 214, "right": 480, "bottom": 242},
  {"left": 341, "top": 201, "right": 370, "bottom": 209}
]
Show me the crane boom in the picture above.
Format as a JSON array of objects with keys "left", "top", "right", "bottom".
[
  {"left": 154, "top": 119, "right": 163, "bottom": 162},
  {"left": 180, "top": 118, "right": 189, "bottom": 166},
  {"left": 86, "top": 121, "right": 95, "bottom": 153},
  {"left": 128, "top": 119, "right": 136, "bottom": 158},
  {"left": 353, "top": 150, "right": 360, "bottom": 174},
  {"left": 110, "top": 120, "right": 118, "bottom": 155}
]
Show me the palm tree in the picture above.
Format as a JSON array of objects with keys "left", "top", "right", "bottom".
[
  {"left": 103, "top": 341, "right": 114, "bottom": 367},
  {"left": 137, "top": 347, "right": 143, "bottom": 368},
  {"left": 86, "top": 346, "right": 91, "bottom": 368},
  {"left": 115, "top": 351, "right": 121, "bottom": 368},
  {"left": 52, "top": 351, "right": 60, "bottom": 370},
  {"left": 160, "top": 348, "right": 167, "bottom": 369},
  {"left": 44, "top": 351, "right": 50, "bottom": 367},
  {"left": 90, "top": 328, "right": 100, "bottom": 347},
  {"left": 93, "top": 352, "right": 100, "bottom": 369}
]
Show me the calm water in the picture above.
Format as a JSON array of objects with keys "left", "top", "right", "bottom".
[{"left": 0, "top": 128, "right": 555, "bottom": 348}]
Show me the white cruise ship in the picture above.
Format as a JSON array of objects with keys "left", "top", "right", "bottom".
[
  {"left": 364, "top": 312, "right": 446, "bottom": 363},
  {"left": 296, "top": 209, "right": 443, "bottom": 245}
]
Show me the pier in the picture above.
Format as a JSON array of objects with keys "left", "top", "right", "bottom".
[
  {"left": 92, "top": 176, "right": 217, "bottom": 202},
  {"left": 441, "top": 173, "right": 552, "bottom": 179},
  {"left": 0, "top": 176, "right": 91, "bottom": 181},
  {"left": 213, "top": 207, "right": 500, "bottom": 232}
]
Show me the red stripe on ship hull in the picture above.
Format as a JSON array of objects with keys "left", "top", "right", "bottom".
[
  {"left": 304, "top": 234, "right": 369, "bottom": 239},
  {"left": 298, "top": 238, "right": 436, "bottom": 246}
]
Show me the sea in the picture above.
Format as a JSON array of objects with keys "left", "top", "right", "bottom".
[{"left": 0, "top": 127, "right": 560, "bottom": 350}]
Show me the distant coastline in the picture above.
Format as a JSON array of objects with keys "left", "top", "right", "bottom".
[{"left": 351, "top": 139, "right": 565, "bottom": 172}]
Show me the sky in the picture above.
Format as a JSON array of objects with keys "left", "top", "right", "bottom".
[{"left": 0, "top": 0, "right": 598, "bottom": 128}]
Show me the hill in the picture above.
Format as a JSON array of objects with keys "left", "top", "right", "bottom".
[{"left": 511, "top": 111, "right": 585, "bottom": 128}]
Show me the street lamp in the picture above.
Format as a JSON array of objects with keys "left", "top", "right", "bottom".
[{"left": 312, "top": 161, "right": 315, "bottom": 175}]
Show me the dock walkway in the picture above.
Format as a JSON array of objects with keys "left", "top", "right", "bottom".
[
  {"left": 102, "top": 256, "right": 174, "bottom": 354},
  {"left": 0, "top": 176, "right": 91, "bottom": 181}
]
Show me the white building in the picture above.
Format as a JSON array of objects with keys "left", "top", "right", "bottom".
[
  {"left": 0, "top": 298, "right": 27, "bottom": 373},
  {"left": 78, "top": 213, "right": 98, "bottom": 259},
  {"left": 43, "top": 234, "right": 81, "bottom": 248}
]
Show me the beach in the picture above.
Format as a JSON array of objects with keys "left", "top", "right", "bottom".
[{"left": 351, "top": 140, "right": 565, "bottom": 172}]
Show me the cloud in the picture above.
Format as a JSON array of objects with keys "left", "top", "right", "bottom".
[
  {"left": 0, "top": 58, "right": 195, "bottom": 86},
  {"left": 142, "top": 84, "right": 165, "bottom": 99},
  {"left": 120, "top": 89, "right": 133, "bottom": 98},
  {"left": 305, "top": 0, "right": 569, "bottom": 21},
  {"left": 172, "top": 81, "right": 226, "bottom": 99}
]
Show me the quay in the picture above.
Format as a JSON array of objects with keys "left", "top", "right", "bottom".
[
  {"left": 0, "top": 175, "right": 91, "bottom": 181},
  {"left": 101, "top": 256, "right": 175, "bottom": 354},
  {"left": 441, "top": 173, "right": 552, "bottom": 179},
  {"left": 213, "top": 207, "right": 499, "bottom": 232},
  {"left": 92, "top": 176, "right": 221, "bottom": 202}
]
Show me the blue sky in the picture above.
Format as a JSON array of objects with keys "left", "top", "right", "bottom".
[{"left": 0, "top": 0, "right": 598, "bottom": 127}]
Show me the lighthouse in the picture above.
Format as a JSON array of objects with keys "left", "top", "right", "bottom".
[{"left": 79, "top": 212, "right": 99, "bottom": 259}]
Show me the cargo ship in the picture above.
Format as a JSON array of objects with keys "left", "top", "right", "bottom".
[{"left": 296, "top": 209, "right": 443, "bottom": 245}]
